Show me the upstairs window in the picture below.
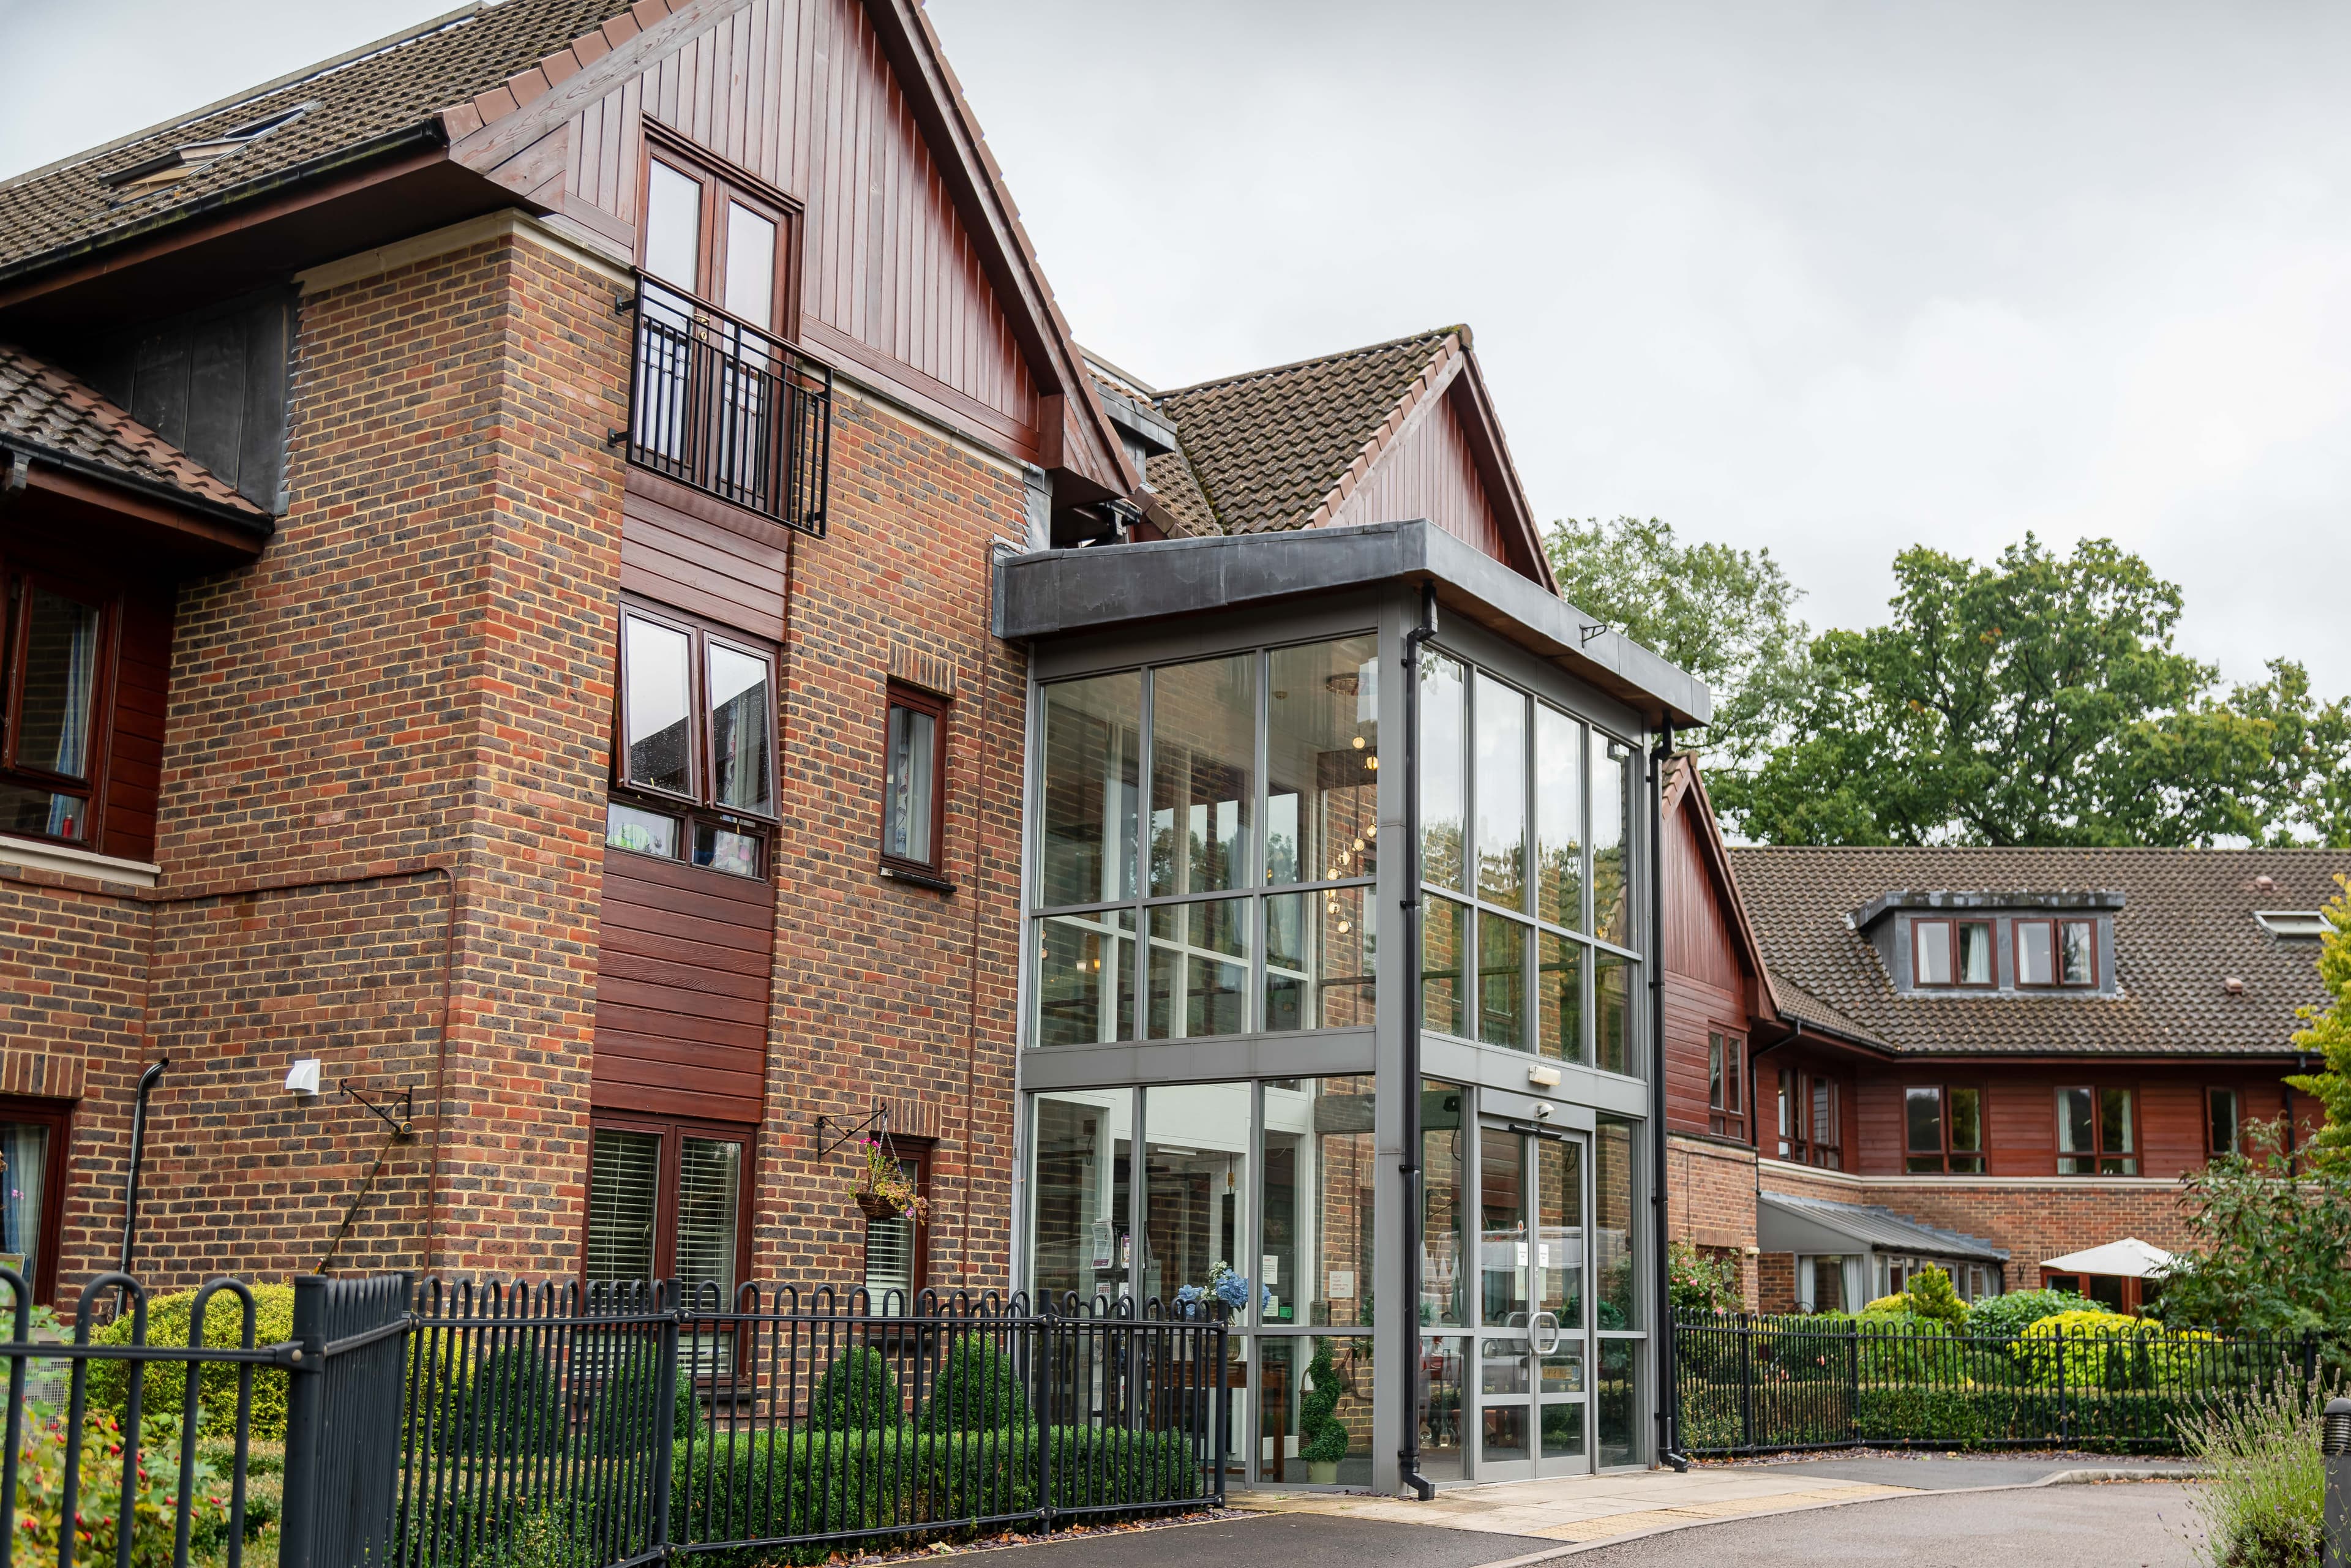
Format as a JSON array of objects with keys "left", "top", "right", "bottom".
[
  {"left": 1776, "top": 1068, "right": 1841, "bottom": 1169},
  {"left": 1913, "top": 918, "right": 1993, "bottom": 988},
  {"left": 2016, "top": 918, "right": 2095, "bottom": 987},
  {"left": 608, "top": 603, "right": 777, "bottom": 879},
  {"left": 639, "top": 143, "right": 795, "bottom": 336},
  {"left": 1707, "top": 1029, "right": 1745, "bottom": 1140},
  {"left": 2057, "top": 1086, "right": 2135, "bottom": 1176},
  {"left": 2207, "top": 1087, "right": 2240, "bottom": 1159},
  {"left": 1, "top": 570, "right": 113, "bottom": 847},
  {"left": 880, "top": 684, "right": 949, "bottom": 879},
  {"left": 1904, "top": 1085, "right": 1984, "bottom": 1174}
]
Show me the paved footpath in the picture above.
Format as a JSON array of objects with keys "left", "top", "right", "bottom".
[{"left": 1229, "top": 1452, "right": 2202, "bottom": 1551}]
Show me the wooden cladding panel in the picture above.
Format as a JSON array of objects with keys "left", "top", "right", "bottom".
[
  {"left": 621, "top": 486, "right": 789, "bottom": 640},
  {"left": 1663, "top": 973, "right": 1747, "bottom": 1137},
  {"left": 1851, "top": 1064, "right": 2306, "bottom": 1179},
  {"left": 566, "top": 0, "right": 1040, "bottom": 441},
  {"left": 592, "top": 845, "right": 776, "bottom": 1123},
  {"left": 1329, "top": 386, "right": 1508, "bottom": 563},
  {"left": 100, "top": 579, "right": 174, "bottom": 865}
]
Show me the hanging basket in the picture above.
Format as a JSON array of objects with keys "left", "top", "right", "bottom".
[{"left": 854, "top": 1190, "right": 903, "bottom": 1222}]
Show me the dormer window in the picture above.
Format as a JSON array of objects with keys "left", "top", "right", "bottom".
[
  {"left": 1913, "top": 918, "right": 1993, "bottom": 988},
  {"left": 2016, "top": 918, "right": 2094, "bottom": 987}
]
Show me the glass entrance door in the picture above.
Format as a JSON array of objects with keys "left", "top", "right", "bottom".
[{"left": 1474, "top": 1125, "right": 1589, "bottom": 1480}]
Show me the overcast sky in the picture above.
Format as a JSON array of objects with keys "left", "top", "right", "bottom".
[{"left": 6, "top": 1, "right": 2347, "bottom": 696}]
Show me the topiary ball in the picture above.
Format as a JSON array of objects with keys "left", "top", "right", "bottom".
[{"left": 808, "top": 1345, "right": 902, "bottom": 1431}]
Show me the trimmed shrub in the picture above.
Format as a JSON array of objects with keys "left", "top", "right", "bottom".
[
  {"left": 2015, "top": 1310, "right": 2194, "bottom": 1390},
  {"left": 808, "top": 1346, "right": 902, "bottom": 1431},
  {"left": 584, "top": 1344, "right": 700, "bottom": 1457},
  {"left": 1963, "top": 1288, "right": 2105, "bottom": 1344},
  {"left": 91, "top": 1283, "right": 296, "bottom": 1441},
  {"left": 673, "top": 1425, "right": 1199, "bottom": 1566},
  {"left": 918, "top": 1337, "right": 1032, "bottom": 1433},
  {"left": 1902, "top": 1266, "right": 1967, "bottom": 1327},
  {"left": 1297, "top": 1338, "right": 1352, "bottom": 1467},
  {"left": 448, "top": 1339, "right": 568, "bottom": 1456}
]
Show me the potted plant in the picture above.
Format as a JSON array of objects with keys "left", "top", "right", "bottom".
[
  {"left": 852, "top": 1136, "right": 928, "bottom": 1223},
  {"left": 1299, "top": 1336, "right": 1353, "bottom": 1485}
]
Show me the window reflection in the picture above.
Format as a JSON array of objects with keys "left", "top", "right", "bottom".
[
  {"left": 1037, "top": 910, "right": 1136, "bottom": 1046},
  {"left": 1266, "top": 887, "right": 1374, "bottom": 1030},
  {"left": 1535, "top": 707, "right": 1583, "bottom": 930},
  {"left": 1148, "top": 897, "right": 1250, "bottom": 1038},
  {"left": 1267, "top": 637, "right": 1378, "bottom": 887},
  {"left": 1150, "top": 655, "right": 1254, "bottom": 896},
  {"left": 1590, "top": 740, "right": 1631, "bottom": 946},
  {"left": 1261, "top": 1078, "right": 1376, "bottom": 1327},
  {"left": 1473, "top": 672, "right": 1528, "bottom": 909},
  {"left": 1419, "top": 651, "right": 1466, "bottom": 891},
  {"left": 623, "top": 613, "right": 694, "bottom": 795},
  {"left": 1040, "top": 673, "right": 1139, "bottom": 907}
]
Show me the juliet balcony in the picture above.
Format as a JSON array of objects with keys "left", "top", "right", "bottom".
[{"left": 620, "top": 278, "right": 833, "bottom": 537}]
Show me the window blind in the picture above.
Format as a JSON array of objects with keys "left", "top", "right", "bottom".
[{"left": 587, "top": 1130, "right": 661, "bottom": 1283}]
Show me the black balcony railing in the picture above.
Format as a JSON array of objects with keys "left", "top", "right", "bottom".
[{"left": 622, "top": 280, "right": 832, "bottom": 537}]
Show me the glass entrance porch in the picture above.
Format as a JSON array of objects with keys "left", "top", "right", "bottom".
[{"left": 1000, "top": 538, "right": 1703, "bottom": 1488}]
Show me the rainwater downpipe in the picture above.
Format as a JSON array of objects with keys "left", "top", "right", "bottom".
[
  {"left": 119, "top": 1057, "right": 168, "bottom": 1275},
  {"left": 1649, "top": 723, "right": 1690, "bottom": 1472},
  {"left": 1397, "top": 582, "right": 1439, "bottom": 1502}
]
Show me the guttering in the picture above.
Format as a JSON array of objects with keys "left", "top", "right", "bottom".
[
  {"left": 1396, "top": 583, "right": 1438, "bottom": 1502},
  {"left": 118, "top": 1057, "right": 168, "bottom": 1274},
  {"left": 0, "top": 121, "right": 448, "bottom": 294},
  {"left": 0, "top": 434, "right": 276, "bottom": 536},
  {"left": 1649, "top": 721, "right": 1688, "bottom": 1472}
]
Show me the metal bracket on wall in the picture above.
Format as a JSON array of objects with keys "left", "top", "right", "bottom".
[
  {"left": 813, "top": 1102, "right": 890, "bottom": 1162},
  {"left": 340, "top": 1079, "right": 413, "bottom": 1141},
  {"left": 1579, "top": 621, "right": 1609, "bottom": 646}
]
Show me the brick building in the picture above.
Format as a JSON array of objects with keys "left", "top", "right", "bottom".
[
  {"left": 0, "top": 0, "right": 1146, "bottom": 1302},
  {"left": 0, "top": 0, "right": 1726, "bottom": 1491},
  {"left": 1657, "top": 756, "right": 2348, "bottom": 1313}
]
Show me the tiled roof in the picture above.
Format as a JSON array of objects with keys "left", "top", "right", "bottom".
[
  {"left": 0, "top": 0, "right": 637, "bottom": 280},
  {"left": 0, "top": 344, "right": 265, "bottom": 520},
  {"left": 1149, "top": 328, "right": 1460, "bottom": 536},
  {"left": 1730, "top": 846, "right": 2351, "bottom": 1057}
]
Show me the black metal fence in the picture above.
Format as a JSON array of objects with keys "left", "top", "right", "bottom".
[
  {"left": 623, "top": 277, "right": 833, "bottom": 536},
  {"left": 1676, "top": 1310, "right": 2337, "bottom": 1455},
  {"left": 0, "top": 1272, "right": 1226, "bottom": 1568}
]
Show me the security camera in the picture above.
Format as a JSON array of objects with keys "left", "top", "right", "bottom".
[{"left": 1534, "top": 1102, "right": 1555, "bottom": 1120}]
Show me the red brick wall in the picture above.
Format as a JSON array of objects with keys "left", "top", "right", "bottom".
[
  {"left": 1666, "top": 1131, "right": 1758, "bottom": 1307},
  {"left": 39, "top": 229, "right": 629, "bottom": 1299},
  {"left": 754, "top": 388, "right": 1029, "bottom": 1294}
]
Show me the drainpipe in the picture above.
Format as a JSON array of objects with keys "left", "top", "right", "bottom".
[
  {"left": 1649, "top": 727, "right": 1689, "bottom": 1472},
  {"left": 119, "top": 1057, "right": 168, "bottom": 1275},
  {"left": 1397, "top": 583, "right": 1439, "bottom": 1502}
]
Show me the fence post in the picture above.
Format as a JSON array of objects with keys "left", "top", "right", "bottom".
[
  {"left": 1847, "top": 1320, "right": 1859, "bottom": 1444},
  {"left": 1034, "top": 1313, "right": 1054, "bottom": 1531},
  {"left": 277, "top": 1276, "right": 329, "bottom": 1568},
  {"left": 2057, "top": 1324, "right": 2070, "bottom": 1449},
  {"left": 650, "top": 1282, "right": 681, "bottom": 1562},
  {"left": 1739, "top": 1316, "right": 1755, "bottom": 1454},
  {"left": 1212, "top": 1319, "right": 1228, "bottom": 1506}
]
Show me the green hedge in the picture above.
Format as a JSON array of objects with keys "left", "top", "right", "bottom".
[
  {"left": 1679, "top": 1377, "right": 2235, "bottom": 1454},
  {"left": 672, "top": 1425, "right": 1204, "bottom": 1566},
  {"left": 90, "top": 1285, "right": 296, "bottom": 1442}
]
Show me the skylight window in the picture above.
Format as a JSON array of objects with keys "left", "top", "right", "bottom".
[
  {"left": 2255, "top": 910, "right": 2328, "bottom": 941},
  {"left": 102, "top": 106, "right": 310, "bottom": 193}
]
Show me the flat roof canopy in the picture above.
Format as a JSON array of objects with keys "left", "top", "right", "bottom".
[
  {"left": 1758, "top": 1191, "right": 2007, "bottom": 1264},
  {"left": 994, "top": 518, "right": 1712, "bottom": 730}
]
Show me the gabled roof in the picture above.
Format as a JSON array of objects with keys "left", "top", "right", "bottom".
[
  {"left": 1663, "top": 754, "right": 1779, "bottom": 1027},
  {"left": 1730, "top": 845, "right": 2351, "bottom": 1057},
  {"left": 0, "top": 0, "right": 1139, "bottom": 500},
  {"left": 0, "top": 343, "right": 267, "bottom": 527},
  {"left": 1142, "top": 327, "right": 1553, "bottom": 585},
  {"left": 0, "top": 0, "right": 637, "bottom": 283}
]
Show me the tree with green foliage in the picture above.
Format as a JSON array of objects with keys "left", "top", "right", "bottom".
[
  {"left": 2284, "top": 882, "right": 2351, "bottom": 1169},
  {"left": 2151, "top": 1117, "right": 2351, "bottom": 1333},
  {"left": 1898, "top": 1265, "right": 1967, "bottom": 1328},
  {"left": 1713, "top": 534, "right": 2350, "bottom": 847},
  {"left": 1543, "top": 516, "right": 1809, "bottom": 776}
]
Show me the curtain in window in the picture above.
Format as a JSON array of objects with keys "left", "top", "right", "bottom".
[{"left": 0, "top": 1123, "right": 46, "bottom": 1283}]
